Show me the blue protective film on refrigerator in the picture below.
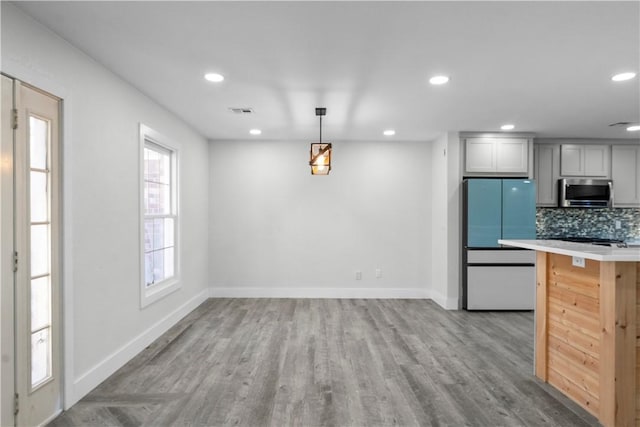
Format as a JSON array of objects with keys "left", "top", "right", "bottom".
[
  {"left": 502, "top": 179, "right": 536, "bottom": 240},
  {"left": 467, "top": 179, "right": 502, "bottom": 247}
]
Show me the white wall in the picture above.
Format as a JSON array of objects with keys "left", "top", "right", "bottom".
[
  {"left": 209, "top": 140, "right": 433, "bottom": 298},
  {"left": 1, "top": 3, "right": 210, "bottom": 410},
  {"left": 446, "top": 134, "right": 461, "bottom": 308},
  {"left": 1, "top": 3, "right": 463, "bottom": 419},
  {"left": 430, "top": 135, "right": 448, "bottom": 305},
  {"left": 430, "top": 132, "right": 461, "bottom": 309}
]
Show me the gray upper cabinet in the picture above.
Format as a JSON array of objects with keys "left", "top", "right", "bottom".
[
  {"left": 535, "top": 141, "right": 637, "bottom": 207},
  {"left": 465, "top": 138, "right": 496, "bottom": 173},
  {"left": 534, "top": 144, "right": 560, "bottom": 206},
  {"left": 464, "top": 137, "right": 530, "bottom": 176},
  {"left": 560, "top": 144, "right": 610, "bottom": 177},
  {"left": 612, "top": 145, "right": 640, "bottom": 207},
  {"left": 496, "top": 139, "right": 529, "bottom": 173}
]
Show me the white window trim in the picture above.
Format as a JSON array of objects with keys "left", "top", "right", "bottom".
[{"left": 139, "top": 124, "right": 180, "bottom": 308}]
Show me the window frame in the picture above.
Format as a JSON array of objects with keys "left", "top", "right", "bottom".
[{"left": 139, "top": 124, "right": 180, "bottom": 308}]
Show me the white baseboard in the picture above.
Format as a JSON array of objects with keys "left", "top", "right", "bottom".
[
  {"left": 67, "top": 288, "right": 209, "bottom": 408},
  {"left": 430, "top": 290, "right": 460, "bottom": 310},
  {"left": 209, "top": 286, "right": 430, "bottom": 299},
  {"left": 38, "top": 408, "right": 62, "bottom": 427}
]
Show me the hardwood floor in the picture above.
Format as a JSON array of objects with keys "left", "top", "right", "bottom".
[{"left": 49, "top": 299, "right": 599, "bottom": 427}]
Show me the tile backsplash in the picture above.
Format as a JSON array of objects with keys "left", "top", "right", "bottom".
[{"left": 536, "top": 208, "right": 640, "bottom": 241}]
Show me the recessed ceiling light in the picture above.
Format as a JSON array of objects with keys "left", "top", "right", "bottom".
[
  {"left": 501, "top": 124, "right": 515, "bottom": 130},
  {"left": 611, "top": 72, "right": 636, "bottom": 82},
  {"left": 249, "top": 129, "right": 262, "bottom": 135},
  {"left": 627, "top": 125, "right": 640, "bottom": 132},
  {"left": 204, "top": 73, "right": 224, "bottom": 82},
  {"left": 429, "top": 75, "right": 450, "bottom": 85},
  {"left": 383, "top": 129, "right": 396, "bottom": 136}
]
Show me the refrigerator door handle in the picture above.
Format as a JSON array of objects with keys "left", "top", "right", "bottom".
[{"left": 467, "top": 263, "right": 535, "bottom": 267}]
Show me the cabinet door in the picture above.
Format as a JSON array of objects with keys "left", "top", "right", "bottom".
[
  {"left": 465, "top": 138, "right": 496, "bottom": 172},
  {"left": 583, "top": 145, "right": 609, "bottom": 177},
  {"left": 560, "top": 145, "right": 584, "bottom": 176},
  {"left": 612, "top": 145, "right": 640, "bottom": 206},
  {"left": 467, "top": 250, "right": 536, "bottom": 264},
  {"left": 534, "top": 144, "right": 559, "bottom": 206},
  {"left": 561, "top": 144, "right": 610, "bottom": 177},
  {"left": 466, "top": 266, "right": 535, "bottom": 310},
  {"left": 496, "top": 138, "right": 528, "bottom": 173}
]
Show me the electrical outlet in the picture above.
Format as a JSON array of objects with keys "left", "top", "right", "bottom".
[
  {"left": 355, "top": 271, "right": 362, "bottom": 280},
  {"left": 572, "top": 256, "right": 585, "bottom": 268},
  {"left": 375, "top": 268, "right": 382, "bottom": 278},
  {"left": 615, "top": 220, "right": 622, "bottom": 229}
]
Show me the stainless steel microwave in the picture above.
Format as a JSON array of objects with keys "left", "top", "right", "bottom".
[{"left": 558, "top": 178, "right": 613, "bottom": 208}]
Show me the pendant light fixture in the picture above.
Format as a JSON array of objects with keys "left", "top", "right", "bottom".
[{"left": 309, "top": 107, "right": 332, "bottom": 175}]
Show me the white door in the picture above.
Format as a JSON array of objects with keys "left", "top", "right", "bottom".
[{"left": 7, "top": 77, "right": 62, "bottom": 426}]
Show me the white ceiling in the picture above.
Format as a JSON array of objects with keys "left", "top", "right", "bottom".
[{"left": 13, "top": 1, "right": 640, "bottom": 142}]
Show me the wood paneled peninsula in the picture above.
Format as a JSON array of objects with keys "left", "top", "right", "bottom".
[{"left": 500, "top": 239, "right": 640, "bottom": 427}]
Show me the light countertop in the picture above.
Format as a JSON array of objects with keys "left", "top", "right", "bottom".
[{"left": 498, "top": 239, "right": 640, "bottom": 262}]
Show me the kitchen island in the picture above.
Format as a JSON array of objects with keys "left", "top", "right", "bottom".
[{"left": 499, "top": 239, "right": 640, "bottom": 427}]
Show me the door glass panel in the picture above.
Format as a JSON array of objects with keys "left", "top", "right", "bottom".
[
  {"left": 31, "top": 276, "right": 51, "bottom": 331},
  {"left": 30, "top": 224, "right": 49, "bottom": 277},
  {"left": 31, "top": 328, "right": 51, "bottom": 386},
  {"left": 29, "top": 113, "right": 54, "bottom": 388},
  {"left": 29, "top": 116, "right": 48, "bottom": 170},
  {"left": 30, "top": 171, "right": 48, "bottom": 222}
]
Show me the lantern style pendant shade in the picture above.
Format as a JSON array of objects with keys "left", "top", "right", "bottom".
[
  {"left": 310, "top": 142, "right": 332, "bottom": 175},
  {"left": 310, "top": 107, "right": 332, "bottom": 175}
]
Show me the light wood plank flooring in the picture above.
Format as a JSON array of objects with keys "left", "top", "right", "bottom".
[{"left": 49, "top": 299, "right": 599, "bottom": 426}]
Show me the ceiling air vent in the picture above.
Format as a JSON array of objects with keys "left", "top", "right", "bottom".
[
  {"left": 608, "top": 121, "right": 631, "bottom": 127},
  {"left": 229, "top": 107, "right": 254, "bottom": 114}
]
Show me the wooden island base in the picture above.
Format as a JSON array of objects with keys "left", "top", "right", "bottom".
[{"left": 535, "top": 252, "right": 639, "bottom": 427}]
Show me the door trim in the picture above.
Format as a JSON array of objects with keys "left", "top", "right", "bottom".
[{"left": 0, "top": 73, "right": 17, "bottom": 427}]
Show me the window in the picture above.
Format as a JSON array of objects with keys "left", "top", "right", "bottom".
[
  {"left": 140, "top": 124, "right": 179, "bottom": 307},
  {"left": 29, "top": 115, "right": 54, "bottom": 388}
]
